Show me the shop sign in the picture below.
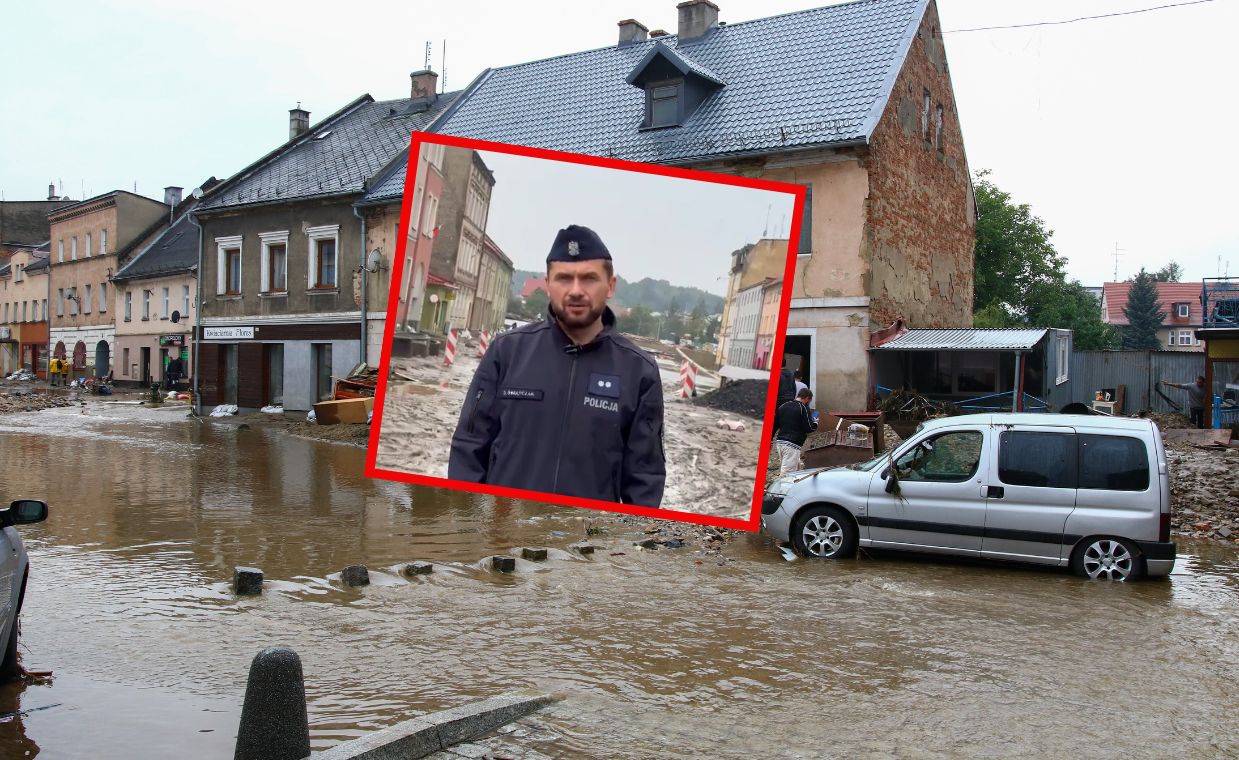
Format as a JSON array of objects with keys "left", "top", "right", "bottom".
[
  {"left": 159, "top": 334, "right": 186, "bottom": 347},
  {"left": 203, "top": 326, "right": 255, "bottom": 340}
]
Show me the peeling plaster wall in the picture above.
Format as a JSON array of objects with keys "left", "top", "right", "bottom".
[
  {"left": 863, "top": 0, "right": 975, "bottom": 330},
  {"left": 786, "top": 304, "right": 870, "bottom": 412}
]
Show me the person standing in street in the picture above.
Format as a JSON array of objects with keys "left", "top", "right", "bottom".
[
  {"left": 448, "top": 224, "right": 666, "bottom": 508},
  {"left": 772, "top": 388, "right": 818, "bottom": 475},
  {"left": 166, "top": 355, "right": 184, "bottom": 391},
  {"left": 48, "top": 357, "right": 60, "bottom": 386},
  {"left": 1163, "top": 376, "right": 1208, "bottom": 428}
]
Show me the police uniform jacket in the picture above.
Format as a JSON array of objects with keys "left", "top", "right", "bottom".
[{"left": 448, "top": 306, "right": 666, "bottom": 507}]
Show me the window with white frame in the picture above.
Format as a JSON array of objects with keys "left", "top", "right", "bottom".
[
  {"left": 58, "top": 289, "right": 65, "bottom": 316},
  {"left": 14, "top": 264, "right": 22, "bottom": 283},
  {"left": 41, "top": 298, "right": 47, "bottom": 318},
  {"left": 306, "top": 225, "right": 339, "bottom": 289},
  {"left": 125, "top": 291, "right": 132, "bottom": 321},
  {"left": 58, "top": 240, "right": 64, "bottom": 262},
  {"left": 421, "top": 196, "right": 438, "bottom": 240},
  {"left": 3, "top": 303, "right": 8, "bottom": 322},
  {"left": 142, "top": 289, "right": 150, "bottom": 320},
  {"left": 409, "top": 185, "right": 423, "bottom": 236},
  {"left": 21, "top": 302, "right": 27, "bottom": 322},
  {"left": 86, "top": 232, "right": 92, "bottom": 257},
  {"left": 84, "top": 284, "right": 92, "bottom": 314},
  {"left": 182, "top": 285, "right": 190, "bottom": 317},
  {"left": 1177, "top": 329, "right": 1194, "bottom": 346},
  {"left": 68, "top": 287, "right": 78, "bottom": 315},
  {"left": 32, "top": 300, "right": 39, "bottom": 321},
  {"left": 99, "top": 282, "right": 107, "bottom": 312},
  {"left": 100, "top": 228, "right": 107, "bottom": 254},
  {"left": 1056, "top": 334, "right": 1070, "bottom": 384},
  {"left": 1175, "top": 302, "right": 1190, "bottom": 318},
  {"left": 259, "top": 231, "right": 289, "bottom": 293},
  {"left": 215, "top": 236, "right": 243, "bottom": 295},
  {"left": 71, "top": 237, "right": 77, "bottom": 260},
  {"left": 162, "top": 287, "right": 170, "bottom": 318}
]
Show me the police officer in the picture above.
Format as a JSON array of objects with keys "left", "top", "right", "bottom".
[{"left": 448, "top": 224, "right": 666, "bottom": 507}]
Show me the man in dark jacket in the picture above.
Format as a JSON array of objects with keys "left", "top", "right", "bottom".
[
  {"left": 448, "top": 225, "right": 666, "bottom": 508},
  {"left": 772, "top": 388, "right": 818, "bottom": 474}
]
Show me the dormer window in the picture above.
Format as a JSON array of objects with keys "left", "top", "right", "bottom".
[
  {"left": 648, "top": 81, "right": 682, "bottom": 128},
  {"left": 1175, "top": 302, "right": 1190, "bottom": 318}
]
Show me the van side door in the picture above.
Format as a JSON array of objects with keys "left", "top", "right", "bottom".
[
  {"left": 1068, "top": 432, "right": 1158, "bottom": 546},
  {"left": 865, "top": 427, "right": 988, "bottom": 556},
  {"left": 980, "top": 427, "right": 1077, "bottom": 565}
]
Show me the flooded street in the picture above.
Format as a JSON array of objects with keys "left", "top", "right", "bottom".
[{"left": 1, "top": 403, "right": 1238, "bottom": 758}]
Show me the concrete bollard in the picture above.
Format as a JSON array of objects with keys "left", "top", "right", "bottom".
[
  {"left": 571, "top": 543, "right": 597, "bottom": 555},
  {"left": 234, "top": 566, "right": 263, "bottom": 595},
  {"left": 402, "top": 561, "right": 433, "bottom": 576},
  {"left": 489, "top": 555, "right": 516, "bottom": 573},
  {"left": 234, "top": 647, "right": 310, "bottom": 760},
  {"left": 341, "top": 564, "right": 370, "bottom": 587},
  {"left": 519, "top": 547, "right": 548, "bottom": 561}
]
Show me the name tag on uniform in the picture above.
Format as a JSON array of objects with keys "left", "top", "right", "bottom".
[
  {"left": 499, "top": 388, "right": 544, "bottom": 400},
  {"left": 587, "top": 373, "right": 621, "bottom": 399}
]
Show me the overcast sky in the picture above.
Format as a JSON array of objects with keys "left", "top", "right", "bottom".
[
  {"left": 4, "top": 0, "right": 1236, "bottom": 287},
  {"left": 475, "top": 149, "right": 795, "bottom": 294}
]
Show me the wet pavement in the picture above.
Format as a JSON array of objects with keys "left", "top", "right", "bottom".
[{"left": 1, "top": 402, "right": 1238, "bottom": 757}]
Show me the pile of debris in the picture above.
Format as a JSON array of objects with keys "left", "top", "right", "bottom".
[
  {"left": 692, "top": 379, "right": 767, "bottom": 419},
  {"left": 1166, "top": 439, "right": 1239, "bottom": 543},
  {"left": 0, "top": 390, "right": 74, "bottom": 416},
  {"left": 1140, "top": 410, "right": 1195, "bottom": 430},
  {"left": 876, "top": 389, "right": 958, "bottom": 421}
]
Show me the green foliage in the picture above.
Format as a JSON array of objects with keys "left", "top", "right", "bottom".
[
  {"left": 524, "top": 290, "right": 549, "bottom": 320},
  {"left": 1121, "top": 269, "right": 1165, "bottom": 350},
  {"left": 970, "top": 171, "right": 1116, "bottom": 349},
  {"left": 1150, "top": 261, "right": 1183, "bottom": 283},
  {"left": 972, "top": 170, "right": 1066, "bottom": 315}
]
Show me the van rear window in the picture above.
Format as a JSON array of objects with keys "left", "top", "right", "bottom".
[
  {"left": 1078, "top": 435, "right": 1150, "bottom": 491},
  {"left": 998, "top": 431, "right": 1076, "bottom": 488}
]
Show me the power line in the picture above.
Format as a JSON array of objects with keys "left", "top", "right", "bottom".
[{"left": 945, "top": 0, "right": 1219, "bottom": 33}]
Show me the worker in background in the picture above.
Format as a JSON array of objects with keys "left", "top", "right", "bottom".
[{"left": 1163, "top": 375, "right": 1207, "bottom": 428}]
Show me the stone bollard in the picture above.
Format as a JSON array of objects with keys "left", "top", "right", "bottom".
[
  {"left": 571, "top": 543, "right": 596, "bottom": 555},
  {"left": 489, "top": 555, "right": 516, "bottom": 573},
  {"left": 235, "top": 566, "right": 263, "bottom": 596},
  {"left": 341, "top": 564, "right": 370, "bottom": 587},
  {"left": 519, "top": 547, "right": 548, "bottom": 561},
  {"left": 234, "top": 647, "right": 310, "bottom": 760},
  {"left": 402, "top": 561, "right": 433, "bottom": 576}
]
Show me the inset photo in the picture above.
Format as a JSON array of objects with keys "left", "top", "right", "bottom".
[{"left": 365, "top": 133, "right": 802, "bottom": 529}]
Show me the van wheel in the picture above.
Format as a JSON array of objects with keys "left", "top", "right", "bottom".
[
  {"left": 1071, "top": 537, "right": 1144, "bottom": 581},
  {"left": 792, "top": 506, "right": 858, "bottom": 559}
]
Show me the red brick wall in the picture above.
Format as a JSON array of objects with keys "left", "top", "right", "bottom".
[{"left": 863, "top": 0, "right": 975, "bottom": 329}]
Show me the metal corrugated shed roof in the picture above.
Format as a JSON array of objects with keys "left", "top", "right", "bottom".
[{"left": 873, "top": 328, "right": 1049, "bottom": 351}]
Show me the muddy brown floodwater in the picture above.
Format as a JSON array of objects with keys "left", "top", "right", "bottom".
[{"left": 1, "top": 401, "right": 1238, "bottom": 758}]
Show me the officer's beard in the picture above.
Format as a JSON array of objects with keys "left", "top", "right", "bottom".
[{"left": 551, "top": 297, "right": 606, "bottom": 331}]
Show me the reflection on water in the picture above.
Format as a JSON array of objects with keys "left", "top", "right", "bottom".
[{"left": 0, "top": 404, "right": 1237, "bottom": 758}]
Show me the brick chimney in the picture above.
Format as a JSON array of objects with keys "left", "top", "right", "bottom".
[
  {"left": 48, "top": 182, "right": 56, "bottom": 201},
  {"left": 164, "top": 186, "right": 183, "bottom": 207},
  {"left": 289, "top": 105, "right": 310, "bottom": 140},
  {"left": 650, "top": 29, "right": 669, "bottom": 38},
  {"left": 677, "top": 0, "right": 719, "bottom": 41},
  {"left": 618, "top": 19, "right": 649, "bottom": 45},
  {"left": 410, "top": 69, "right": 439, "bottom": 101}
]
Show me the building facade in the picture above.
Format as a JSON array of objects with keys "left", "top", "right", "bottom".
[
  {"left": 472, "top": 235, "right": 514, "bottom": 334},
  {"left": 193, "top": 78, "right": 456, "bottom": 413},
  {"left": 1101, "top": 281, "right": 1206, "bottom": 351},
  {"left": 48, "top": 190, "right": 168, "bottom": 377},
  {"left": 427, "top": 148, "right": 495, "bottom": 333},
  {"left": 727, "top": 281, "right": 765, "bottom": 369},
  {"left": 0, "top": 247, "right": 51, "bottom": 377},
  {"left": 431, "top": 0, "right": 976, "bottom": 412},
  {"left": 755, "top": 278, "right": 783, "bottom": 370}
]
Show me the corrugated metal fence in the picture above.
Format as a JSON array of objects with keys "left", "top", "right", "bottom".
[{"left": 1070, "top": 350, "right": 1205, "bottom": 413}]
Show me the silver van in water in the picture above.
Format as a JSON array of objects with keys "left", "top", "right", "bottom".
[{"left": 761, "top": 414, "right": 1175, "bottom": 580}]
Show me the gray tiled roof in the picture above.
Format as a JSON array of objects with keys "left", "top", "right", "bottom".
[
  {"left": 199, "top": 93, "right": 459, "bottom": 211},
  {"left": 112, "top": 213, "right": 198, "bottom": 281},
  {"left": 625, "top": 42, "right": 725, "bottom": 86},
  {"left": 361, "top": 148, "right": 412, "bottom": 204},
  {"left": 433, "top": 0, "right": 926, "bottom": 163},
  {"left": 872, "top": 328, "right": 1050, "bottom": 352}
]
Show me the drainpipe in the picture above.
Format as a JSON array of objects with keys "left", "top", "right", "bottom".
[
  {"left": 188, "top": 211, "right": 205, "bottom": 415},
  {"left": 352, "top": 205, "right": 368, "bottom": 366}
]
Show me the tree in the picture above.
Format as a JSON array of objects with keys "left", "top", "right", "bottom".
[
  {"left": 972, "top": 170, "right": 1067, "bottom": 316},
  {"left": 524, "top": 290, "right": 549, "bottom": 320},
  {"left": 1121, "top": 269, "right": 1165, "bottom": 350},
  {"left": 1026, "top": 280, "right": 1119, "bottom": 351},
  {"left": 1151, "top": 261, "right": 1183, "bottom": 283}
]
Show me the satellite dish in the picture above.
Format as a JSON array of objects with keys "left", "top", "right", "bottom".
[
  {"left": 365, "top": 249, "right": 383, "bottom": 273},
  {"left": 191, "top": 187, "right": 204, "bottom": 199},
  {"left": 171, "top": 310, "right": 181, "bottom": 323}
]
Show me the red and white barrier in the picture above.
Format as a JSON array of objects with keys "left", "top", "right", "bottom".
[
  {"left": 679, "top": 359, "right": 698, "bottom": 399},
  {"left": 477, "top": 330, "right": 490, "bottom": 357},
  {"left": 444, "top": 329, "right": 458, "bottom": 367}
]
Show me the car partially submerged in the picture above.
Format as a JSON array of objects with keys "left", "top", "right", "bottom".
[
  {"left": 1, "top": 499, "right": 49, "bottom": 681},
  {"left": 761, "top": 414, "right": 1175, "bottom": 581}
]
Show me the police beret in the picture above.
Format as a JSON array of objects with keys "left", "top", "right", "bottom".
[{"left": 547, "top": 224, "right": 611, "bottom": 263}]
